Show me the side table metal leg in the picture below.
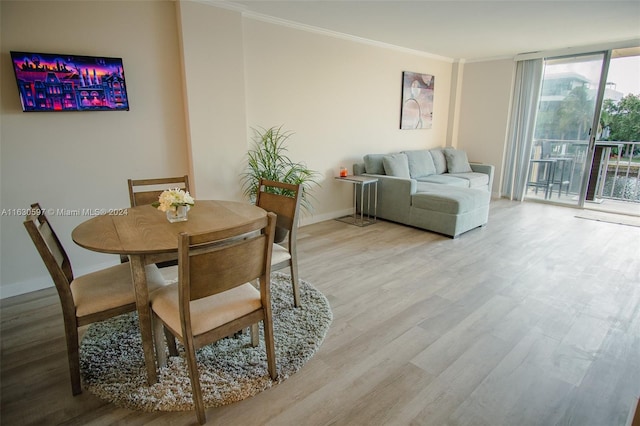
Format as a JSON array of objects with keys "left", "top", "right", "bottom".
[
  {"left": 360, "top": 183, "right": 364, "bottom": 225},
  {"left": 366, "top": 183, "right": 370, "bottom": 223},
  {"left": 374, "top": 182, "right": 378, "bottom": 222},
  {"left": 352, "top": 184, "right": 357, "bottom": 221}
]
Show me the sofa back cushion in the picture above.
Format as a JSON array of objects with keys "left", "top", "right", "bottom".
[
  {"left": 443, "top": 148, "right": 473, "bottom": 173},
  {"left": 363, "top": 154, "right": 386, "bottom": 174},
  {"left": 429, "top": 148, "right": 447, "bottom": 174},
  {"left": 404, "top": 150, "right": 436, "bottom": 178},
  {"left": 382, "top": 153, "right": 411, "bottom": 178}
]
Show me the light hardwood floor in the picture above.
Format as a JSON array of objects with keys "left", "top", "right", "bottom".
[{"left": 2, "top": 199, "right": 640, "bottom": 425}]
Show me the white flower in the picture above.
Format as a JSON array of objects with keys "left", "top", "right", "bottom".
[{"left": 154, "top": 188, "right": 195, "bottom": 212}]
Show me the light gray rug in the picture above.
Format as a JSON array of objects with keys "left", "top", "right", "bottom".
[{"left": 79, "top": 272, "right": 332, "bottom": 411}]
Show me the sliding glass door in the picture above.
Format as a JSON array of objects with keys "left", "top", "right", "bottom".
[
  {"left": 525, "top": 53, "right": 606, "bottom": 206},
  {"left": 525, "top": 47, "right": 640, "bottom": 214}
]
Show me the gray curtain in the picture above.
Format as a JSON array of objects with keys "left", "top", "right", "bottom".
[{"left": 502, "top": 59, "right": 543, "bottom": 200}]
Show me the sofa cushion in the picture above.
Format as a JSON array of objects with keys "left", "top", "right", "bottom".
[
  {"left": 417, "top": 175, "right": 469, "bottom": 187},
  {"left": 443, "top": 148, "right": 473, "bottom": 173},
  {"left": 382, "top": 153, "right": 410, "bottom": 178},
  {"left": 363, "top": 154, "right": 386, "bottom": 175},
  {"left": 448, "top": 172, "right": 489, "bottom": 188},
  {"left": 403, "top": 150, "right": 436, "bottom": 178},
  {"left": 429, "top": 149, "right": 447, "bottom": 174},
  {"left": 412, "top": 187, "right": 490, "bottom": 214}
]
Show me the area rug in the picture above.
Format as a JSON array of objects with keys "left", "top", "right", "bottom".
[
  {"left": 575, "top": 210, "right": 640, "bottom": 227},
  {"left": 79, "top": 272, "right": 332, "bottom": 412}
]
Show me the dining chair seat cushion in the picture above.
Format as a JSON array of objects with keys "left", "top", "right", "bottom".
[
  {"left": 271, "top": 243, "right": 292, "bottom": 266},
  {"left": 71, "top": 263, "right": 166, "bottom": 317},
  {"left": 151, "top": 283, "right": 262, "bottom": 337}
]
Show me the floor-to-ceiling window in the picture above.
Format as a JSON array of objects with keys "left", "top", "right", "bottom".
[{"left": 524, "top": 47, "right": 640, "bottom": 216}]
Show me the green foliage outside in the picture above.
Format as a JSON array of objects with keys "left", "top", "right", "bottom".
[{"left": 600, "top": 94, "right": 640, "bottom": 157}]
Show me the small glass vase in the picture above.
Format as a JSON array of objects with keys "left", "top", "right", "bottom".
[{"left": 166, "top": 205, "right": 189, "bottom": 223}]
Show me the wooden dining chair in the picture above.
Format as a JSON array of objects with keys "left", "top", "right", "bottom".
[
  {"left": 150, "top": 212, "right": 278, "bottom": 425},
  {"left": 124, "top": 175, "right": 191, "bottom": 266},
  {"left": 127, "top": 175, "right": 191, "bottom": 207},
  {"left": 255, "top": 178, "right": 302, "bottom": 307},
  {"left": 23, "top": 203, "right": 168, "bottom": 396}
]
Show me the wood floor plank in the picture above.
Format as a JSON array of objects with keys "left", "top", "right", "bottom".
[{"left": 2, "top": 199, "right": 639, "bottom": 425}]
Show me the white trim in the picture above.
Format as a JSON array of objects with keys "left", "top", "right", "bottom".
[
  {"left": 1, "top": 275, "right": 54, "bottom": 299},
  {"left": 194, "top": 0, "right": 247, "bottom": 14},
  {"left": 299, "top": 208, "right": 354, "bottom": 227},
  {"left": 514, "top": 39, "right": 640, "bottom": 61},
  {"left": 1, "top": 210, "right": 352, "bottom": 299},
  {"left": 243, "top": 12, "right": 454, "bottom": 62},
  {"left": 0, "top": 260, "right": 118, "bottom": 300},
  {"left": 198, "top": 0, "right": 454, "bottom": 62}
]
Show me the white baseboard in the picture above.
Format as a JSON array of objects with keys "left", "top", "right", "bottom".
[
  {"left": 0, "top": 275, "right": 54, "bottom": 299},
  {"left": 0, "top": 260, "right": 118, "bottom": 300},
  {"left": 299, "top": 208, "right": 354, "bottom": 227},
  {"left": 2, "top": 209, "right": 361, "bottom": 300}
]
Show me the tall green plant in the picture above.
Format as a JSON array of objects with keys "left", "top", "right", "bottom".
[{"left": 241, "top": 126, "right": 319, "bottom": 213}]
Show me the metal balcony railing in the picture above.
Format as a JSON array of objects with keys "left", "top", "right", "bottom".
[{"left": 596, "top": 141, "right": 640, "bottom": 202}]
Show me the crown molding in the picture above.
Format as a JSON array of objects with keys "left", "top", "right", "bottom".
[{"left": 195, "top": 0, "right": 454, "bottom": 63}]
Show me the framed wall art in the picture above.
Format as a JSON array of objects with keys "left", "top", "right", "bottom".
[
  {"left": 400, "top": 71, "right": 434, "bottom": 129},
  {"left": 10, "top": 51, "right": 130, "bottom": 112}
]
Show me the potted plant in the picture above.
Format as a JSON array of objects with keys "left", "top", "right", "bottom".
[{"left": 241, "top": 125, "right": 320, "bottom": 240}]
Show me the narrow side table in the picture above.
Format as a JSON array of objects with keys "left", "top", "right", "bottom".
[{"left": 335, "top": 175, "right": 378, "bottom": 226}]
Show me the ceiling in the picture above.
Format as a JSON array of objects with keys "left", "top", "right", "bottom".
[{"left": 222, "top": 0, "right": 640, "bottom": 61}]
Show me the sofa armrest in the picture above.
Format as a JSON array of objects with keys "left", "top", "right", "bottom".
[
  {"left": 470, "top": 163, "right": 495, "bottom": 193},
  {"left": 361, "top": 174, "right": 416, "bottom": 222}
]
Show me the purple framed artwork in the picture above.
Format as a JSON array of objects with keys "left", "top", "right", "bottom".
[
  {"left": 10, "top": 51, "right": 130, "bottom": 112},
  {"left": 400, "top": 71, "right": 434, "bottom": 129}
]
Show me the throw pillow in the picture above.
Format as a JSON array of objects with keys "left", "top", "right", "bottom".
[
  {"left": 430, "top": 148, "right": 448, "bottom": 174},
  {"left": 404, "top": 150, "right": 436, "bottom": 178},
  {"left": 382, "top": 153, "right": 410, "bottom": 178},
  {"left": 444, "top": 148, "right": 473, "bottom": 173},
  {"left": 363, "top": 154, "right": 386, "bottom": 175}
]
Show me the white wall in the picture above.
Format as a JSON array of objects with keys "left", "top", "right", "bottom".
[
  {"left": 0, "top": 1, "right": 189, "bottom": 297},
  {"left": 456, "top": 59, "right": 516, "bottom": 196},
  {"left": 177, "top": 2, "right": 249, "bottom": 201},
  {"left": 243, "top": 18, "right": 453, "bottom": 220}
]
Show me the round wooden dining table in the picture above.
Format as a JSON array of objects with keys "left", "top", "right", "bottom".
[{"left": 72, "top": 200, "right": 267, "bottom": 385}]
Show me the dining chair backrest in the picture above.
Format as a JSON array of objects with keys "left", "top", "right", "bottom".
[
  {"left": 125, "top": 175, "right": 191, "bottom": 267},
  {"left": 24, "top": 203, "right": 74, "bottom": 304},
  {"left": 179, "top": 212, "right": 276, "bottom": 303},
  {"left": 255, "top": 178, "right": 303, "bottom": 307},
  {"left": 127, "top": 175, "right": 190, "bottom": 207},
  {"left": 255, "top": 179, "right": 301, "bottom": 236}
]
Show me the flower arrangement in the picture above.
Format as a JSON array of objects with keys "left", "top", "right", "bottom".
[{"left": 152, "top": 188, "right": 195, "bottom": 212}]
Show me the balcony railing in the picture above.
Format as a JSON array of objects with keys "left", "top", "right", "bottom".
[
  {"left": 596, "top": 141, "right": 640, "bottom": 202},
  {"left": 530, "top": 139, "right": 640, "bottom": 203}
]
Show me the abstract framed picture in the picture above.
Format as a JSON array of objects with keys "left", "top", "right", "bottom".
[
  {"left": 10, "top": 51, "right": 130, "bottom": 112},
  {"left": 400, "top": 71, "right": 434, "bottom": 129}
]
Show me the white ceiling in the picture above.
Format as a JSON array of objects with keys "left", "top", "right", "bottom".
[{"left": 223, "top": 0, "right": 640, "bottom": 61}]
